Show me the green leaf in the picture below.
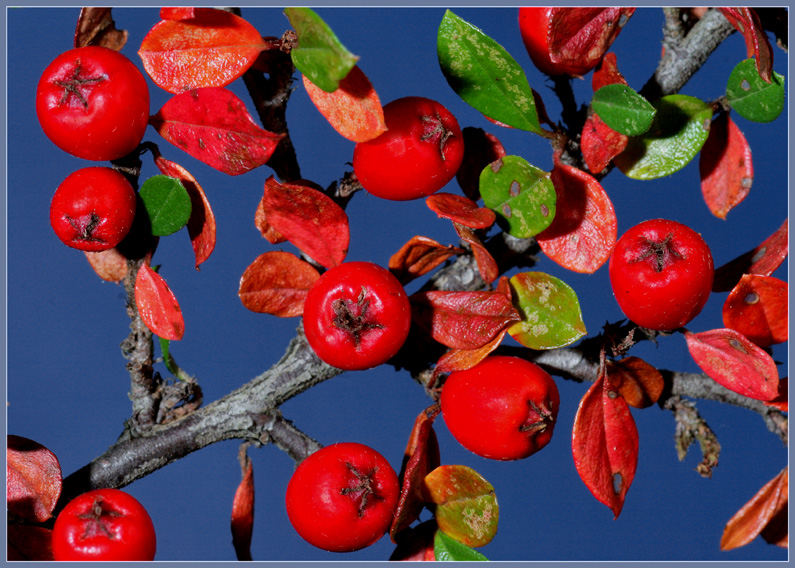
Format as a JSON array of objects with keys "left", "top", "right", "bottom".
[
  {"left": 285, "top": 7, "right": 358, "bottom": 93},
  {"left": 591, "top": 83, "right": 656, "bottom": 136},
  {"left": 159, "top": 337, "right": 179, "bottom": 376},
  {"left": 726, "top": 58, "right": 785, "bottom": 123},
  {"left": 479, "top": 155, "right": 555, "bottom": 238},
  {"left": 437, "top": 10, "right": 542, "bottom": 134},
  {"left": 434, "top": 530, "right": 489, "bottom": 562},
  {"left": 614, "top": 94, "right": 712, "bottom": 180},
  {"left": 139, "top": 175, "right": 192, "bottom": 236},
  {"left": 508, "top": 272, "right": 587, "bottom": 349}
]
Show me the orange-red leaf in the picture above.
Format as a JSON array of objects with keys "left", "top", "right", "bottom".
[
  {"left": 238, "top": 251, "right": 320, "bottom": 317},
  {"left": 722, "top": 274, "right": 787, "bottom": 347},
  {"left": 391, "top": 405, "right": 441, "bottom": 541},
  {"left": 713, "top": 218, "right": 788, "bottom": 292},
  {"left": 139, "top": 8, "right": 267, "bottom": 93},
  {"left": 434, "top": 327, "right": 509, "bottom": 378},
  {"left": 150, "top": 87, "right": 284, "bottom": 176},
  {"left": 684, "top": 328, "right": 779, "bottom": 401},
  {"left": 454, "top": 222, "right": 499, "bottom": 284},
  {"left": 155, "top": 157, "right": 216, "bottom": 269},
  {"left": 581, "top": 113, "right": 628, "bottom": 175},
  {"left": 721, "top": 467, "right": 788, "bottom": 550},
  {"left": 456, "top": 127, "right": 506, "bottom": 201},
  {"left": 7, "top": 436, "right": 63, "bottom": 523},
  {"left": 571, "top": 372, "right": 639, "bottom": 518},
  {"left": 426, "top": 193, "right": 496, "bottom": 230},
  {"left": 261, "top": 177, "right": 349, "bottom": 268},
  {"left": 719, "top": 8, "right": 773, "bottom": 83},
  {"left": 606, "top": 356, "right": 664, "bottom": 409},
  {"left": 699, "top": 112, "right": 753, "bottom": 219},
  {"left": 412, "top": 290, "right": 520, "bottom": 350},
  {"left": 388, "top": 235, "right": 463, "bottom": 284},
  {"left": 231, "top": 448, "right": 255, "bottom": 561},
  {"left": 536, "top": 159, "right": 617, "bottom": 273},
  {"left": 135, "top": 263, "right": 185, "bottom": 340},
  {"left": 303, "top": 66, "right": 386, "bottom": 142},
  {"left": 254, "top": 197, "right": 286, "bottom": 244}
]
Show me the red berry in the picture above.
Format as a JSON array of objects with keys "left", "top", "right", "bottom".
[
  {"left": 609, "top": 218, "right": 714, "bottom": 331},
  {"left": 52, "top": 488, "right": 156, "bottom": 561},
  {"left": 36, "top": 46, "right": 149, "bottom": 161},
  {"left": 285, "top": 442, "right": 400, "bottom": 552},
  {"left": 441, "top": 355, "right": 560, "bottom": 460},
  {"left": 303, "top": 261, "right": 411, "bottom": 371},
  {"left": 353, "top": 96, "right": 464, "bottom": 201},
  {"left": 50, "top": 167, "right": 137, "bottom": 252}
]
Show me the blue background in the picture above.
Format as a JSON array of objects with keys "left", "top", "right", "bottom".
[{"left": 5, "top": 6, "right": 789, "bottom": 563}]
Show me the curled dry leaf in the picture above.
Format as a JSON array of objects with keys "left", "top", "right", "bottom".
[
  {"left": 231, "top": 448, "right": 255, "bottom": 561},
  {"left": 150, "top": 87, "right": 284, "bottom": 176},
  {"left": 684, "top": 328, "right": 779, "bottom": 401},
  {"left": 139, "top": 8, "right": 267, "bottom": 93},
  {"left": 134, "top": 263, "right": 185, "bottom": 340},
  {"left": 571, "top": 371, "right": 639, "bottom": 518},
  {"left": 388, "top": 235, "right": 463, "bottom": 284},
  {"left": 84, "top": 248, "right": 129, "bottom": 282},
  {"left": 699, "top": 112, "right": 753, "bottom": 219},
  {"left": 303, "top": 66, "right": 386, "bottom": 142},
  {"left": 7, "top": 435, "right": 63, "bottom": 523},
  {"left": 713, "top": 218, "right": 788, "bottom": 292},
  {"left": 606, "top": 356, "right": 664, "bottom": 409},
  {"left": 412, "top": 289, "right": 520, "bottom": 350},
  {"left": 238, "top": 251, "right": 320, "bottom": 317},
  {"left": 454, "top": 222, "right": 499, "bottom": 284},
  {"left": 456, "top": 127, "right": 506, "bottom": 201},
  {"left": 721, "top": 467, "right": 788, "bottom": 550},
  {"left": 155, "top": 156, "right": 217, "bottom": 269},
  {"left": 74, "top": 7, "right": 127, "bottom": 50},
  {"left": 536, "top": 159, "right": 617, "bottom": 273},
  {"left": 426, "top": 193, "right": 496, "bottom": 230},
  {"left": 260, "top": 176, "right": 350, "bottom": 269},
  {"left": 722, "top": 274, "right": 788, "bottom": 347},
  {"left": 390, "top": 405, "right": 441, "bottom": 541}
]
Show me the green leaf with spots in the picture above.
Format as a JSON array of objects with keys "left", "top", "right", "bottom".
[
  {"left": 437, "top": 10, "right": 542, "bottom": 134},
  {"left": 434, "top": 530, "right": 489, "bottom": 561},
  {"left": 424, "top": 465, "right": 498, "bottom": 548},
  {"left": 479, "top": 155, "right": 555, "bottom": 238},
  {"left": 591, "top": 83, "right": 656, "bottom": 136},
  {"left": 284, "top": 7, "right": 358, "bottom": 93},
  {"left": 508, "top": 271, "right": 587, "bottom": 349},
  {"left": 614, "top": 94, "right": 712, "bottom": 180},
  {"left": 139, "top": 175, "right": 192, "bottom": 237},
  {"left": 726, "top": 58, "right": 785, "bottom": 123}
]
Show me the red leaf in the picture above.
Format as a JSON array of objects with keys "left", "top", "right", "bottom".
[
  {"left": 389, "top": 519, "right": 437, "bottom": 561},
  {"left": 388, "top": 235, "right": 463, "bottom": 284},
  {"left": 722, "top": 274, "right": 788, "bottom": 347},
  {"left": 721, "top": 467, "right": 788, "bottom": 550},
  {"left": 536, "top": 159, "right": 617, "bottom": 273},
  {"left": 303, "top": 66, "right": 386, "bottom": 142},
  {"left": 150, "top": 87, "right": 284, "bottom": 176},
  {"left": 7, "top": 525, "right": 54, "bottom": 561},
  {"left": 581, "top": 113, "right": 628, "bottom": 175},
  {"left": 390, "top": 405, "right": 441, "bottom": 541},
  {"left": 238, "top": 251, "right": 320, "bottom": 317},
  {"left": 454, "top": 222, "right": 499, "bottom": 284},
  {"left": 260, "top": 177, "right": 349, "bottom": 268},
  {"left": 254, "top": 197, "right": 286, "bottom": 244},
  {"left": 134, "top": 263, "right": 185, "bottom": 340},
  {"left": 571, "top": 370, "right": 639, "bottom": 518},
  {"left": 606, "top": 356, "right": 664, "bottom": 409},
  {"left": 231, "top": 447, "right": 255, "bottom": 561},
  {"left": 765, "top": 378, "right": 788, "bottom": 412},
  {"left": 719, "top": 8, "right": 774, "bottom": 83},
  {"left": 412, "top": 290, "right": 520, "bottom": 350},
  {"left": 456, "top": 127, "right": 506, "bottom": 201},
  {"left": 684, "top": 328, "right": 779, "bottom": 401},
  {"left": 139, "top": 8, "right": 267, "bottom": 93},
  {"left": 699, "top": 112, "right": 753, "bottom": 219},
  {"left": 155, "top": 157, "right": 217, "bottom": 269},
  {"left": 434, "top": 327, "right": 509, "bottom": 379},
  {"left": 713, "top": 218, "right": 788, "bottom": 291},
  {"left": 426, "top": 193, "right": 496, "bottom": 230},
  {"left": 74, "top": 7, "right": 127, "bottom": 50},
  {"left": 160, "top": 7, "right": 199, "bottom": 20},
  {"left": 7, "top": 436, "right": 63, "bottom": 523},
  {"left": 591, "top": 52, "right": 627, "bottom": 91}
]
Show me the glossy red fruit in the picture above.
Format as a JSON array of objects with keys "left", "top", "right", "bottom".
[
  {"left": 36, "top": 46, "right": 149, "bottom": 161},
  {"left": 440, "top": 355, "right": 560, "bottom": 460},
  {"left": 285, "top": 442, "right": 400, "bottom": 552},
  {"left": 609, "top": 218, "right": 714, "bottom": 331},
  {"left": 303, "top": 261, "right": 411, "bottom": 370},
  {"left": 50, "top": 167, "right": 137, "bottom": 252},
  {"left": 52, "top": 488, "right": 156, "bottom": 561},
  {"left": 352, "top": 96, "right": 464, "bottom": 201},
  {"left": 518, "top": 7, "right": 634, "bottom": 77}
]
